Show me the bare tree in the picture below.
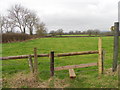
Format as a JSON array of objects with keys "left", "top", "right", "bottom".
[
  {"left": 75, "top": 30, "right": 81, "bottom": 34},
  {"left": 56, "top": 29, "right": 64, "bottom": 36},
  {"left": 87, "top": 29, "right": 93, "bottom": 36},
  {"left": 0, "top": 16, "right": 15, "bottom": 33},
  {"left": 26, "top": 11, "right": 39, "bottom": 35},
  {"left": 69, "top": 31, "right": 74, "bottom": 34},
  {"left": 2, "top": 4, "right": 44, "bottom": 35},
  {"left": 3, "top": 17, "right": 9, "bottom": 33},
  {"left": 8, "top": 4, "right": 29, "bottom": 33},
  {"left": 93, "top": 29, "right": 100, "bottom": 36},
  {"left": 36, "top": 22, "right": 47, "bottom": 36},
  {"left": 49, "top": 30, "right": 57, "bottom": 36},
  {"left": 0, "top": 15, "right": 5, "bottom": 33}
]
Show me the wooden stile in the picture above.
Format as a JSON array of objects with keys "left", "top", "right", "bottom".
[
  {"left": 69, "top": 69, "right": 76, "bottom": 78},
  {"left": 28, "top": 55, "right": 34, "bottom": 73}
]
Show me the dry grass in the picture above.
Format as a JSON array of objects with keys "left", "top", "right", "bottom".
[
  {"left": 105, "top": 68, "right": 118, "bottom": 76},
  {"left": 3, "top": 72, "right": 69, "bottom": 88},
  {"left": 3, "top": 72, "right": 48, "bottom": 88},
  {"left": 2, "top": 68, "right": 118, "bottom": 88}
]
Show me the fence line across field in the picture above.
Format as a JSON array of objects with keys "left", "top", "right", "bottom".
[{"left": 2, "top": 37, "right": 105, "bottom": 79}]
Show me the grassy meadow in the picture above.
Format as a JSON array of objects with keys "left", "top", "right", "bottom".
[{"left": 2, "top": 36, "right": 118, "bottom": 88}]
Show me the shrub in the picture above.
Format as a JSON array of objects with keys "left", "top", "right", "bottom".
[{"left": 2, "top": 33, "right": 31, "bottom": 43}]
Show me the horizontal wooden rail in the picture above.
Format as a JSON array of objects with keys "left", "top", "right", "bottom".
[
  {"left": 55, "top": 63, "right": 97, "bottom": 71},
  {"left": 0, "top": 54, "right": 49, "bottom": 60},
  {"left": 1, "top": 50, "right": 98, "bottom": 60},
  {"left": 56, "top": 51, "right": 98, "bottom": 57}
]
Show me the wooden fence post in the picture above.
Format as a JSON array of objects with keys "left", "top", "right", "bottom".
[
  {"left": 98, "top": 37, "right": 103, "bottom": 75},
  {"left": 28, "top": 55, "right": 34, "bottom": 73},
  {"left": 101, "top": 49, "right": 105, "bottom": 74},
  {"left": 112, "top": 22, "right": 119, "bottom": 72},
  {"left": 50, "top": 51, "right": 54, "bottom": 77},
  {"left": 34, "top": 48, "right": 38, "bottom": 77}
]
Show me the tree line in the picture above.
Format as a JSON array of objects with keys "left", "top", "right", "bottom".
[{"left": 49, "top": 29, "right": 114, "bottom": 36}]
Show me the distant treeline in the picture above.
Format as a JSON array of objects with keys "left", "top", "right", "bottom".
[
  {"left": 2, "top": 30, "right": 118, "bottom": 43},
  {"left": 49, "top": 29, "right": 117, "bottom": 37}
]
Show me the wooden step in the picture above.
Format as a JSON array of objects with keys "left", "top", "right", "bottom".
[
  {"left": 69, "top": 69, "right": 76, "bottom": 78},
  {"left": 55, "top": 63, "right": 97, "bottom": 71}
]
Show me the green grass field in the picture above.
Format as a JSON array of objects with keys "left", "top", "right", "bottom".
[{"left": 2, "top": 37, "right": 118, "bottom": 88}]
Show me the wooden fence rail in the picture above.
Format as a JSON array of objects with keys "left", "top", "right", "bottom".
[
  {"left": 55, "top": 63, "right": 97, "bottom": 71},
  {"left": 0, "top": 54, "right": 49, "bottom": 60},
  {"left": 56, "top": 51, "right": 98, "bottom": 57},
  {"left": 0, "top": 50, "right": 98, "bottom": 60}
]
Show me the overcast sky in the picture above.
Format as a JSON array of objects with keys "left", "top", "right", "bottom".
[{"left": 0, "top": 0, "right": 119, "bottom": 32}]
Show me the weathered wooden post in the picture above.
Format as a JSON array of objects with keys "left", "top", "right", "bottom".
[
  {"left": 98, "top": 37, "right": 104, "bottom": 75},
  {"left": 28, "top": 55, "right": 34, "bottom": 73},
  {"left": 112, "top": 22, "right": 119, "bottom": 72},
  {"left": 101, "top": 49, "right": 105, "bottom": 74},
  {"left": 34, "top": 48, "right": 38, "bottom": 77},
  {"left": 50, "top": 51, "right": 54, "bottom": 77}
]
